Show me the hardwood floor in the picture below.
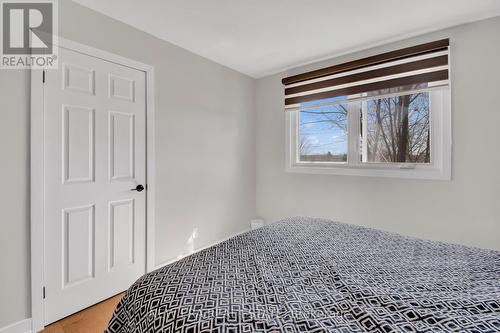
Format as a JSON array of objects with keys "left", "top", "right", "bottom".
[{"left": 40, "top": 293, "right": 124, "bottom": 333}]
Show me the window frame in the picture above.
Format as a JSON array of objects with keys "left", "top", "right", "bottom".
[{"left": 285, "top": 89, "right": 451, "bottom": 180}]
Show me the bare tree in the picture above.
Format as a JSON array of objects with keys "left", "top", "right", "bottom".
[
  {"left": 366, "top": 90, "right": 429, "bottom": 163},
  {"left": 300, "top": 105, "right": 348, "bottom": 133}
]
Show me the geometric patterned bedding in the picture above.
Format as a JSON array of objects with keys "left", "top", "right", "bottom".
[{"left": 107, "top": 217, "right": 500, "bottom": 332}]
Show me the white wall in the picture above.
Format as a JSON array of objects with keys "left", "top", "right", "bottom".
[
  {"left": 256, "top": 16, "right": 500, "bottom": 252},
  {"left": 0, "top": 0, "right": 255, "bottom": 328}
]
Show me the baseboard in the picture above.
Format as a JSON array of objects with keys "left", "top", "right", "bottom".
[
  {"left": 153, "top": 228, "right": 251, "bottom": 271},
  {"left": 0, "top": 319, "right": 32, "bottom": 333}
]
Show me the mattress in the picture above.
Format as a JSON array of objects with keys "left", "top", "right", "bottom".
[{"left": 107, "top": 217, "right": 500, "bottom": 332}]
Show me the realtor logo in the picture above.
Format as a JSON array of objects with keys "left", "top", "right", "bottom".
[{"left": 1, "top": 0, "right": 58, "bottom": 68}]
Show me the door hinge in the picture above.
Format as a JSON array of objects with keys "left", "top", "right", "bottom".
[
  {"left": 43, "top": 286, "right": 46, "bottom": 299},
  {"left": 42, "top": 70, "right": 45, "bottom": 83}
]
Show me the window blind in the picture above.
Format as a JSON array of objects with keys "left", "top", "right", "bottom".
[{"left": 283, "top": 39, "right": 449, "bottom": 110}]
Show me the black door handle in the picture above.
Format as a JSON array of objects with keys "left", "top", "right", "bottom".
[{"left": 131, "top": 184, "right": 145, "bottom": 192}]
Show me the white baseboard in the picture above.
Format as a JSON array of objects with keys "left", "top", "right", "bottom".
[
  {"left": 153, "top": 228, "right": 251, "bottom": 271},
  {"left": 0, "top": 319, "right": 32, "bottom": 333}
]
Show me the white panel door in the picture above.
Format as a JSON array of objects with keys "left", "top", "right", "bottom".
[{"left": 43, "top": 47, "right": 146, "bottom": 324}]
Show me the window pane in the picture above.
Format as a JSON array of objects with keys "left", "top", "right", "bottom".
[
  {"left": 298, "top": 100, "right": 348, "bottom": 163},
  {"left": 361, "top": 92, "right": 430, "bottom": 163}
]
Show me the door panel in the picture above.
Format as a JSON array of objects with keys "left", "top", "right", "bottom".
[
  {"left": 108, "top": 199, "right": 135, "bottom": 271},
  {"left": 63, "top": 63, "right": 95, "bottom": 95},
  {"left": 62, "top": 205, "right": 95, "bottom": 287},
  {"left": 109, "top": 74, "right": 135, "bottom": 102},
  {"left": 109, "top": 111, "right": 135, "bottom": 181},
  {"left": 44, "top": 47, "right": 146, "bottom": 324},
  {"left": 63, "top": 105, "right": 95, "bottom": 183}
]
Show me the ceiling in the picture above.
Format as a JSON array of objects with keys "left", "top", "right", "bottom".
[{"left": 72, "top": 0, "right": 500, "bottom": 78}]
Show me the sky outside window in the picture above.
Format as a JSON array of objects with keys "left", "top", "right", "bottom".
[{"left": 298, "top": 96, "right": 348, "bottom": 162}]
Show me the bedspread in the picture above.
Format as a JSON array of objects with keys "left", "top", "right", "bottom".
[{"left": 107, "top": 217, "right": 500, "bottom": 332}]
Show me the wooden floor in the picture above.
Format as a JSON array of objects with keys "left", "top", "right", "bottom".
[{"left": 40, "top": 293, "right": 124, "bottom": 333}]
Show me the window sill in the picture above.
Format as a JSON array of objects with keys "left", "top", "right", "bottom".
[{"left": 286, "top": 163, "right": 451, "bottom": 180}]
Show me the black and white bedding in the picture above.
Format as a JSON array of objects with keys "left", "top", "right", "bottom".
[{"left": 107, "top": 217, "right": 500, "bottom": 332}]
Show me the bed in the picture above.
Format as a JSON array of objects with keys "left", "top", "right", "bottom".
[{"left": 107, "top": 217, "right": 500, "bottom": 332}]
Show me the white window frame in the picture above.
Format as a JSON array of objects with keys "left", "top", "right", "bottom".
[{"left": 285, "top": 89, "right": 451, "bottom": 180}]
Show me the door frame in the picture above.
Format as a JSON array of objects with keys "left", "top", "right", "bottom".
[{"left": 30, "top": 37, "right": 156, "bottom": 332}]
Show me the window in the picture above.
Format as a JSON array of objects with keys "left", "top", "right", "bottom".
[
  {"left": 283, "top": 40, "right": 451, "bottom": 179},
  {"left": 288, "top": 89, "right": 450, "bottom": 179}
]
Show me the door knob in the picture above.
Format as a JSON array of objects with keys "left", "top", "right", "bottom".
[{"left": 131, "top": 184, "right": 145, "bottom": 192}]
